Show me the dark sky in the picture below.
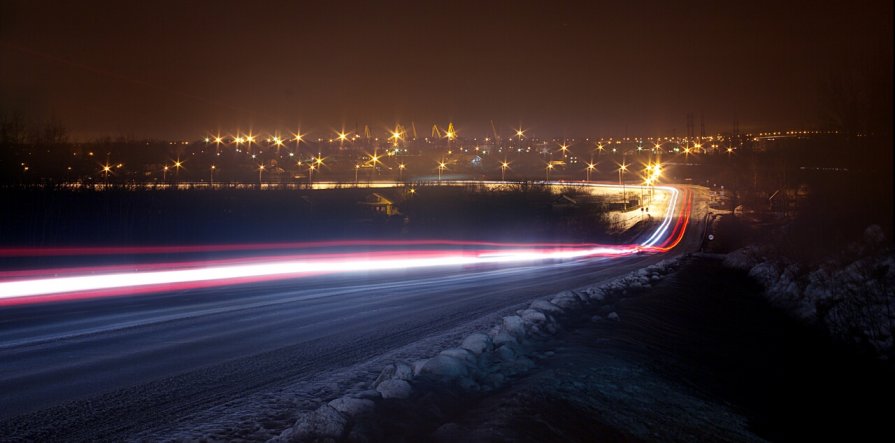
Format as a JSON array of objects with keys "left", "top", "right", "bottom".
[{"left": 0, "top": 0, "right": 891, "bottom": 139}]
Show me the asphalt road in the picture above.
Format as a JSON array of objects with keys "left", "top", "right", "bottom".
[{"left": 0, "top": 187, "right": 706, "bottom": 441}]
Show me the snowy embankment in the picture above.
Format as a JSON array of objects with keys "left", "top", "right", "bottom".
[
  {"left": 724, "top": 225, "right": 895, "bottom": 359},
  {"left": 271, "top": 258, "right": 682, "bottom": 442}
]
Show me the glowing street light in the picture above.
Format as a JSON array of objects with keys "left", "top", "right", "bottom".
[
  {"left": 390, "top": 128, "right": 403, "bottom": 146},
  {"left": 163, "top": 165, "right": 169, "bottom": 182},
  {"left": 437, "top": 160, "right": 447, "bottom": 181},
  {"left": 368, "top": 149, "right": 382, "bottom": 171},
  {"left": 618, "top": 162, "right": 629, "bottom": 210},
  {"left": 586, "top": 162, "right": 597, "bottom": 181},
  {"left": 355, "top": 164, "right": 360, "bottom": 183},
  {"left": 258, "top": 163, "right": 264, "bottom": 185},
  {"left": 546, "top": 162, "right": 554, "bottom": 181},
  {"left": 245, "top": 132, "right": 256, "bottom": 152},
  {"left": 398, "top": 163, "right": 406, "bottom": 181},
  {"left": 500, "top": 160, "right": 510, "bottom": 181},
  {"left": 210, "top": 164, "right": 216, "bottom": 185},
  {"left": 173, "top": 159, "right": 183, "bottom": 181},
  {"left": 102, "top": 163, "right": 112, "bottom": 184},
  {"left": 308, "top": 164, "right": 316, "bottom": 184},
  {"left": 559, "top": 143, "right": 569, "bottom": 158},
  {"left": 515, "top": 128, "right": 525, "bottom": 141},
  {"left": 337, "top": 130, "right": 349, "bottom": 147}
]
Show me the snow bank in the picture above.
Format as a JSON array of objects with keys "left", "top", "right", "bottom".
[
  {"left": 271, "top": 404, "right": 347, "bottom": 443},
  {"left": 460, "top": 333, "right": 492, "bottom": 355},
  {"left": 376, "top": 379, "right": 413, "bottom": 399},
  {"left": 725, "top": 225, "right": 895, "bottom": 359},
  {"left": 272, "top": 257, "right": 683, "bottom": 442}
]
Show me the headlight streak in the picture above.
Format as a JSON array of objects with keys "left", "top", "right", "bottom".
[{"left": 0, "top": 183, "right": 691, "bottom": 305}]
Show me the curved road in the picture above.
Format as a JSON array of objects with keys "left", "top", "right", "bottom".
[{"left": 0, "top": 185, "right": 707, "bottom": 441}]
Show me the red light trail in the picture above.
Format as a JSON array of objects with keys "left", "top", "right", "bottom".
[{"left": 0, "top": 185, "right": 691, "bottom": 306}]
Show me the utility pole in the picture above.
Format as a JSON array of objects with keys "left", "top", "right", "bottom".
[{"left": 700, "top": 113, "right": 706, "bottom": 151}]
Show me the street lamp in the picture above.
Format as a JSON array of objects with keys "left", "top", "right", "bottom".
[
  {"left": 308, "top": 164, "right": 315, "bottom": 184},
  {"left": 437, "top": 160, "right": 447, "bottom": 181},
  {"left": 643, "top": 177, "right": 654, "bottom": 210},
  {"left": 546, "top": 163, "right": 554, "bottom": 181},
  {"left": 399, "top": 163, "right": 406, "bottom": 181},
  {"left": 245, "top": 132, "right": 256, "bottom": 153},
  {"left": 355, "top": 164, "right": 360, "bottom": 184},
  {"left": 649, "top": 162, "right": 661, "bottom": 202},
  {"left": 618, "top": 162, "right": 628, "bottom": 210},
  {"left": 292, "top": 131, "right": 303, "bottom": 157},
  {"left": 640, "top": 174, "right": 646, "bottom": 211},
  {"left": 368, "top": 149, "right": 382, "bottom": 175},
  {"left": 500, "top": 160, "right": 509, "bottom": 181},
  {"left": 102, "top": 164, "right": 112, "bottom": 185},
  {"left": 173, "top": 159, "right": 183, "bottom": 182},
  {"left": 586, "top": 162, "right": 596, "bottom": 181},
  {"left": 210, "top": 165, "right": 216, "bottom": 186},
  {"left": 258, "top": 164, "right": 264, "bottom": 185},
  {"left": 272, "top": 135, "right": 285, "bottom": 151},
  {"left": 390, "top": 129, "right": 402, "bottom": 147},
  {"left": 163, "top": 165, "right": 169, "bottom": 182}
]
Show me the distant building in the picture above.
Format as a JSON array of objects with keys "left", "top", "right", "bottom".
[{"left": 359, "top": 192, "right": 399, "bottom": 216}]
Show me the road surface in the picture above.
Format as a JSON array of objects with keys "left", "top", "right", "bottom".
[{"left": 0, "top": 185, "right": 707, "bottom": 441}]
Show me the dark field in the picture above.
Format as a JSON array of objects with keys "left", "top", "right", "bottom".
[{"left": 1, "top": 185, "right": 618, "bottom": 248}]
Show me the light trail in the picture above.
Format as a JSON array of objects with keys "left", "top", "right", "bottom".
[
  {"left": 0, "top": 183, "right": 689, "bottom": 306},
  {"left": 0, "top": 247, "right": 637, "bottom": 305},
  {"left": 0, "top": 239, "right": 624, "bottom": 258}
]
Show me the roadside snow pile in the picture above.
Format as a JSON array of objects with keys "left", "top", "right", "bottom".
[
  {"left": 725, "top": 225, "right": 895, "bottom": 359},
  {"left": 271, "top": 258, "right": 682, "bottom": 442}
]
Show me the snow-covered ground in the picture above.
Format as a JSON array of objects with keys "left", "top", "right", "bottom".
[
  {"left": 725, "top": 225, "right": 895, "bottom": 358},
  {"left": 271, "top": 259, "right": 683, "bottom": 442}
]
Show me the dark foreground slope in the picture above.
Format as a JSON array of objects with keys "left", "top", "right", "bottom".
[{"left": 378, "top": 257, "right": 894, "bottom": 442}]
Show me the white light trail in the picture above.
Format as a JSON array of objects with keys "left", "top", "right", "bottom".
[{"left": 0, "top": 181, "right": 685, "bottom": 303}]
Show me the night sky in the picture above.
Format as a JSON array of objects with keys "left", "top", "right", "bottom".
[{"left": 1, "top": 0, "right": 891, "bottom": 139}]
